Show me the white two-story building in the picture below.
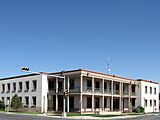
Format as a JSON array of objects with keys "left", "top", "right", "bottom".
[
  {"left": 136, "top": 79, "right": 159, "bottom": 113},
  {"left": 0, "top": 69, "right": 159, "bottom": 114}
]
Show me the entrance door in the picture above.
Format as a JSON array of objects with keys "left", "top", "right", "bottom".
[{"left": 69, "top": 96, "right": 74, "bottom": 111}]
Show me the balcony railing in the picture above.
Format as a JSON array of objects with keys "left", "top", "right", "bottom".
[
  {"left": 131, "top": 92, "right": 136, "bottom": 96},
  {"left": 58, "top": 88, "right": 63, "bottom": 93},
  {"left": 83, "top": 87, "right": 92, "bottom": 93},
  {"left": 113, "top": 90, "right": 120, "bottom": 95},
  {"left": 69, "top": 87, "right": 80, "bottom": 93},
  {"left": 104, "top": 89, "right": 111, "bottom": 94},
  {"left": 48, "top": 89, "right": 56, "bottom": 94},
  {"left": 94, "top": 88, "right": 103, "bottom": 93},
  {"left": 123, "top": 90, "right": 129, "bottom": 95}
]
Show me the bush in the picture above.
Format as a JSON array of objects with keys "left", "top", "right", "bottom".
[
  {"left": 0, "top": 101, "right": 5, "bottom": 110},
  {"left": 137, "top": 106, "right": 144, "bottom": 113},
  {"left": 133, "top": 107, "right": 141, "bottom": 113},
  {"left": 11, "top": 94, "right": 23, "bottom": 111}
]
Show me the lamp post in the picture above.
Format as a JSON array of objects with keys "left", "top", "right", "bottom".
[{"left": 21, "top": 67, "right": 67, "bottom": 117}]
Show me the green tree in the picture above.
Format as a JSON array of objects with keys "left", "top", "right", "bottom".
[
  {"left": 0, "top": 101, "right": 5, "bottom": 110},
  {"left": 11, "top": 94, "right": 22, "bottom": 111}
]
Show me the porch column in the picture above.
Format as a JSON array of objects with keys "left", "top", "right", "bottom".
[
  {"left": 102, "top": 79, "right": 104, "bottom": 94},
  {"left": 67, "top": 76, "right": 70, "bottom": 112},
  {"left": 119, "top": 82, "right": 122, "bottom": 112},
  {"left": 92, "top": 77, "right": 94, "bottom": 93},
  {"left": 80, "top": 75, "right": 83, "bottom": 114},
  {"left": 56, "top": 78, "right": 58, "bottom": 112},
  {"left": 92, "top": 95, "right": 94, "bottom": 112},
  {"left": 102, "top": 96, "right": 104, "bottom": 111},
  {"left": 111, "top": 80, "right": 113, "bottom": 111},
  {"left": 121, "top": 82, "right": 123, "bottom": 112},
  {"left": 111, "top": 96, "right": 113, "bottom": 111}
]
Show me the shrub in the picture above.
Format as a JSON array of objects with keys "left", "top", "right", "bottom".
[
  {"left": 137, "top": 106, "right": 144, "bottom": 113},
  {"left": 133, "top": 107, "right": 141, "bottom": 113},
  {"left": 0, "top": 101, "right": 5, "bottom": 110},
  {"left": 11, "top": 94, "right": 23, "bottom": 111}
]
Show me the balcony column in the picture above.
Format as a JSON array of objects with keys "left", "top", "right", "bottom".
[
  {"left": 80, "top": 75, "right": 83, "bottom": 114},
  {"left": 67, "top": 76, "right": 70, "bottom": 112},
  {"left": 128, "top": 83, "right": 131, "bottom": 112},
  {"left": 92, "top": 95, "right": 94, "bottom": 112},
  {"left": 119, "top": 82, "right": 122, "bottom": 112},
  {"left": 121, "top": 82, "right": 123, "bottom": 112},
  {"left": 92, "top": 77, "right": 94, "bottom": 93},
  {"left": 56, "top": 78, "right": 58, "bottom": 112},
  {"left": 111, "top": 80, "right": 113, "bottom": 111},
  {"left": 102, "top": 79, "right": 104, "bottom": 94}
]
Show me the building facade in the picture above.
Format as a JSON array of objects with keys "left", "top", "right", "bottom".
[
  {"left": 0, "top": 69, "right": 158, "bottom": 114},
  {"left": 136, "top": 79, "right": 159, "bottom": 113}
]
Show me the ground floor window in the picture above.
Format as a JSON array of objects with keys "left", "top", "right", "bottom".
[
  {"left": 25, "top": 97, "right": 29, "bottom": 106},
  {"left": 145, "top": 99, "right": 147, "bottom": 107},
  {"left": 87, "top": 97, "right": 92, "bottom": 108},
  {"left": 154, "top": 100, "right": 156, "bottom": 106},
  {"left": 32, "top": 96, "right": 36, "bottom": 106}
]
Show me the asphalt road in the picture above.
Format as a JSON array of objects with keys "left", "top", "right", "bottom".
[{"left": 0, "top": 112, "right": 160, "bottom": 120}]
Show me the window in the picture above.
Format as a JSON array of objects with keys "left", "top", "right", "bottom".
[
  {"left": 145, "top": 99, "right": 147, "bottom": 107},
  {"left": 95, "top": 81, "right": 100, "bottom": 88},
  {"left": 1, "top": 97, "right": 4, "bottom": 103},
  {"left": 32, "top": 96, "right": 36, "bottom": 106},
  {"left": 154, "top": 100, "right": 156, "bottom": 106},
  {"left": 154, "top": 88, "right": 156, "bottom": 95},
  {"left": 19, "top": 97, "right": 22, "bottom": 102},
  {"left": 25, "top": 81, "right": 29, "bottom": 92},
  {"left": 18, "top": 82, "right": 22, "bottom": 92},
  {"left": 25, "top": 97, "right": 29, "bottom": 106},
  {"left": 150, "top": 100, "right": 152, "bottom": 107},
  {"left": 145, "top": 86, "right": 147, "bottom": 94},
  {"left": 87, "top": 80, "right": 92, "bottom": 88},
  {"left": 87, "top": 97, "right": 92, "bottom": 108},
  {"left": 69, "top": 79, "right": 74, "bottom": 89},
  {"left": 2, "top": 84, "right": 5, "bottom": 93},
  {"left": 150, "top": 87, "right": 152, "bottom": 94},
  {"left": 12, "top": 83, "right": 16, "bottom": 92},
  {"left": 7, "top": 83, "right": 10, "bottom": 93},
  {"left": 32, "top": 80, "right": 37, "bottom": 91}
]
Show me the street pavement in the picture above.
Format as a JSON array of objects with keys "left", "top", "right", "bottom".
[{"left": 0, "top": 112, "right": 160, "bottom": 120}]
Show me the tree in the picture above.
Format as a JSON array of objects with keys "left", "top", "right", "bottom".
[
  {"left": 0, "top": 101, "right": 5, "bottom": 110},
  {"left": 11, "top": 94, "right": 22, "bottom": 111}
]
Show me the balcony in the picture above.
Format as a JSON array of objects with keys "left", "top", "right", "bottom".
[
  {"left": 58, "top": 88, "right": 63, "bottom": 93},
  {"left": 24, "top": 89, "right": 29, "bottom": 92},
  {"left": 123, "top": 90, "right": 129, "bottom": 95},
  {"left": 113, "top": 90, "right": 120, "bottom": 95},
  {"left": 48, "top": 89, "right": 56, "bottom": 94},
  {"left": 31, "top": 89, "right": 36, "bottom": 92},
  {"left": 94, "top": 88, "right": 103, "bottom": 93},
  {"left": 131, "top": 92, "right": 136, "bottom": 96},
  {"left": 12, "top": 90, "right": 16, "bottom": 93},
  {"left": 6, "top": 90, "right": 10, "bottom": 93},
  {"left": 1, "top": 91, "right": 4, "bottom": 94},
  {"left": 18, "top": 89, "right": 22, "bottom": 93},
  {"left": 104, "top": 89, "right": 111, "bottom": 94},
  {"left": 69, "top": 87, "right": 80, "bottom": 93},
  {"left": 83, "top": 87, "right": 92, "bottom": 93}
]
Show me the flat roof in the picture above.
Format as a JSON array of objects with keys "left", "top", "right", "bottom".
[{"left": 137, "top": 79, "right": 159, "bottom": 84}]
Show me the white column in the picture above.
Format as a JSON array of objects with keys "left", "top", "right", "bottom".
[
  {"left": 80, "top": 75, "right": 83, "bottom": 114},
  {"left": 111, "top": 80, "right": 113, "bottom": 111},
  {"left": 92, "top": 95, "right": 94, "bottom": 112},
  {"left": 102, "top": 79, "right": 104, "bottom": 94},
  {"left": 56, "top": 78, "right": 58, "bottom": 112},
  {"left": 67, "top": 76, "right": 70, "bottom": 112},
  {"left": 102, "top": 96, "right": 104, "bottom": 111},
  {"left": 92, "top": 77, "right": 94, "bottom": 93}
]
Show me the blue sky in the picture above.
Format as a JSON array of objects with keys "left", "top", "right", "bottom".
[{"left": 0, "top": 0, "right": 160, "bottom": 82}]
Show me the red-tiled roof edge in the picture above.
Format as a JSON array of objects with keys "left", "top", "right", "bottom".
[{"left": 137, "top": 79, "right": 159, "bottom": 84}]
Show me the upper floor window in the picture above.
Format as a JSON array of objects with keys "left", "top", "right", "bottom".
[
  {"left": 154, "top": 88, "right": 156, "bottom": 95},
  {"left": 69, "top": 79, "right": 74, "bottom": 89},
  {"left": 1, "top": 84, "right": 5, "bottom": 93},
  {"left": 150, "top": 87, "right": 152, "bottom": 94},
  {"left": 145, "top": 86, "right": 147, "bottom": 94},
  {"left": 7, "top": 83, "right": 10, "bottom": 93},
  {"left": 18, "top": 82, "right": 22, "bottom": 92},
  {"left": 32, "top": 80, "right": 37, "bottom": 91},
  {"left": 25, "top": 81, "right": 29, "bottom": 92},
  {"left": 12, "top": 83, "right": 16, "bottom": 92},
  {"left": 87, "top": 80, "right": 92, "bottom": 88}
]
